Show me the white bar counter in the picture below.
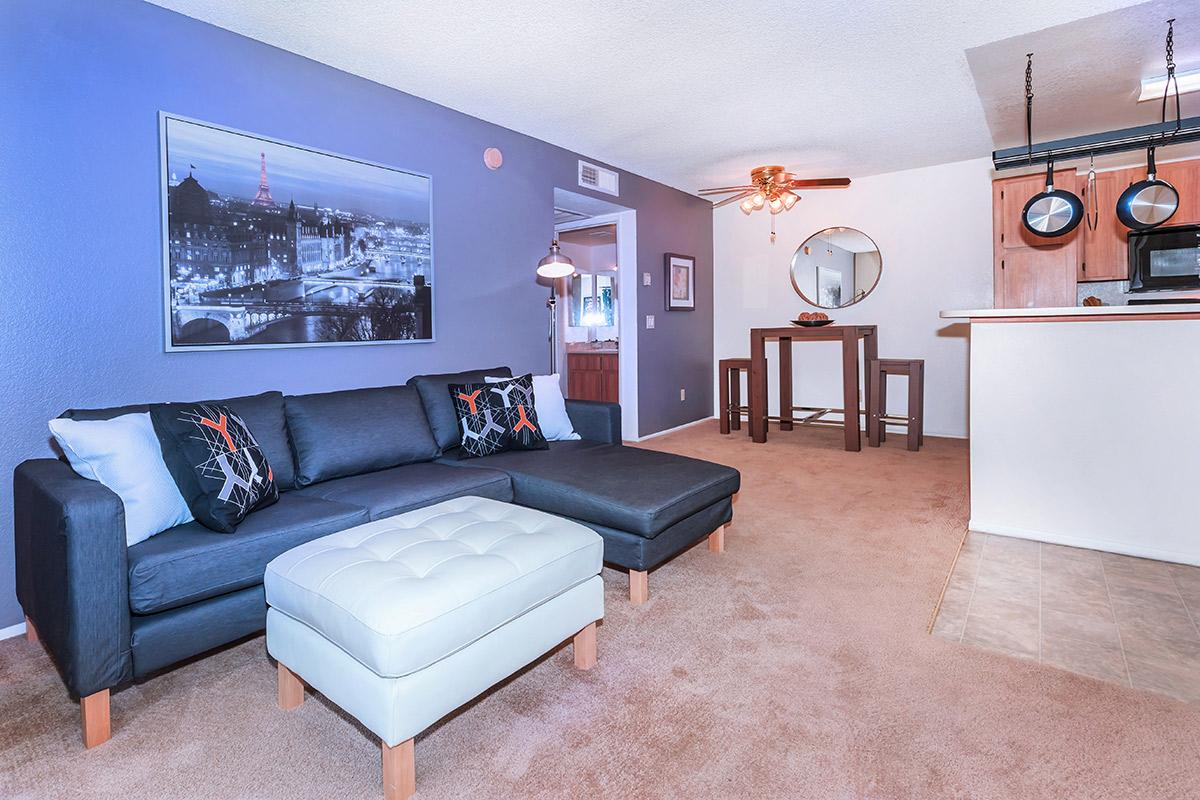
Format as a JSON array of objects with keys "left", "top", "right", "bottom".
[{"left": 943, "top": 304, "right": 1200, "bottom": 566}]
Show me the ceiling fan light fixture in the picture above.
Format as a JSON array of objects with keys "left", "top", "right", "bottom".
[
  {"left": 767, "top": 195, "right": 784, "bottom": 214},
  {"left": 751, "top": 192, "right": 766, "bottom": 209},
  {"left": 781, "top": 190, "right": 799, "bottom": 210},
  {"left": 739, "top": 197, "right": 755, "bottom": 214}
]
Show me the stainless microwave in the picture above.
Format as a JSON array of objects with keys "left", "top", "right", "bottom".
[{"left": 1128, "top": 224, "right": 1200, "bottom": 292}]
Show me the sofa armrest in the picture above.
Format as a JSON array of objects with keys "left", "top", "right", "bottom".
[
  {"left": 564, "top": 400, "right": 622, "bottom": 445},
  {"left": 14, "top": 459, "right": 133, "bottom": 698}
]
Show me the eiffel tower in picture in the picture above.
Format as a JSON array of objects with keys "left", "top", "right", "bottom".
[{"left": 251, "top": 151, "right": 276, "bottom": 207}]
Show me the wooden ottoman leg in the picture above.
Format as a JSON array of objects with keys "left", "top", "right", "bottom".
[
  {"left": 383, "top": 738, "right": 416, "bottom": 800},
  {"left": 277, "top": 662, "right": 305, "bottom": 710},
  {"left": 708, "top": 524, "right": 726, "bottom": 553},
  {"left": 629, "top": 570, "right": 649, "bottom": 605},
  {"left": 24, "top": 615, "right": 38, "bottom": 644},
  {"left": 573, "top": 621, "right": 597, "bottom": 670},
  {"left": 81, "top": 689, "right": 111, "bottom": 748}
]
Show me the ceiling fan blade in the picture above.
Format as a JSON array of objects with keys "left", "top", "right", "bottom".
[
  {"left": 785, "top": 178, "right": 851, "bottom": 188},
  {"left": 710, "top": 190, "right": 753, "bottom": 209},
  {"left": 698, "top": 185, "right": 756, "bottom": 195}
]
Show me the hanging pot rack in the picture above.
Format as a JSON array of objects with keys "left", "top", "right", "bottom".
[
  {"left": 996, "top": 19, "right": 1195, "bottom": 171},
  {"left": 993, "top": 115, "right": 1200, "bottom": 171}
]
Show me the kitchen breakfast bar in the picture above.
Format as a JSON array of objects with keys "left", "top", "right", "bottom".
[{"left": 943, "top": 304, "right": 1200, "bottom": 566}]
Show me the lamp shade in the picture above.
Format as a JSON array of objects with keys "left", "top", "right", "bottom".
[{"left": 536, "top": 240, "right": 575, "bottom": 278}]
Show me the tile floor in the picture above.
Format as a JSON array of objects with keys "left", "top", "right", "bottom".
[{"left": 933, "top": 532, "right": 1200, "bottom": 702}]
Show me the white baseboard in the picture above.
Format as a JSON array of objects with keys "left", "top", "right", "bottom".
[
  {"left": 969, "top": 519, "right": 1200, "bottom": 567},
  {"left": 0, "top": 621, "right": 27, "bottom": 641},
  {"left": 630, "top": 415, "right": 968, "bottom": 443},
  {"left": 631, "top": 415, "right": 716, "bottom": 442}
]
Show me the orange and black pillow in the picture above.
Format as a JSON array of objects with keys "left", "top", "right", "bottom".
[
  {"left": 447, "top": 374, "right": 548, "bottom": 459},
  {"left": 150, "top": 402, "right": 279, "bottom": 532}
]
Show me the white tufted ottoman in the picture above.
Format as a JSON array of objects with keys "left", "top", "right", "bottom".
[{"left": 264, "top": 496, "right": 604, "bottom": 800}]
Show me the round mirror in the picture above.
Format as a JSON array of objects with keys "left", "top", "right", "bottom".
[{"left": 789, "top": 227, "right": 882, "bottom": 308}]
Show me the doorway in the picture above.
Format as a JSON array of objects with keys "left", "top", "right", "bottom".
[
  {"left": 558, "top": 224, "right": 618, "bottom": 404},
  {"left": 552, "top": 190, "right": 638, "bottom": 440}
]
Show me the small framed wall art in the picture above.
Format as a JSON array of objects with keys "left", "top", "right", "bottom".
[{"left": 664, "top": 253, "right": 695, "bottom": 311}]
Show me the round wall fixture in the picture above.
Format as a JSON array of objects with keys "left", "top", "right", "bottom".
[{"left": 483, "top": 147, "right": 503, "bottom": 170}]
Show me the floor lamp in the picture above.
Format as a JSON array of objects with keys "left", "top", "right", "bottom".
[{"left": 536, "top": 240, "right": 575, "bottom": 374}]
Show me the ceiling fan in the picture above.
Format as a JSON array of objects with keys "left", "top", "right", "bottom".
[{"left": 700, "top": 165, "right": 851, "bottom": 242}]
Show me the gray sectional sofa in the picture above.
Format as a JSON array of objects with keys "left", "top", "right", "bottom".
[{"left": 13, "top": 366, "right": 739, "bottom": 747}]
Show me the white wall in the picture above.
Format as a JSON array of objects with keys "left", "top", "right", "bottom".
[
  {"left": 713, "top": 157, "right": 996, "bottom": 438},
  {"left": 969, "top": 318, "right": 1200, "bottom": 566}
]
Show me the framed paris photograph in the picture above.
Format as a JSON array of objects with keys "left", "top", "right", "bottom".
[
  {"left": 664, "top": 253, "right": 695, "bottom": 311},
  {"left": 160, "top": 113, "right": 434, "bottom": 351}
]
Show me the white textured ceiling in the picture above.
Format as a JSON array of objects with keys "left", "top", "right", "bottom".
[{"left": 147, "top": 0, "right": 1194, "bottom": 192}]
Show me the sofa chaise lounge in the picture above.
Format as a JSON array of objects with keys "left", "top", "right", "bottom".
[{"left": 13, "top": 366, "right": 740, "bottom": 748}]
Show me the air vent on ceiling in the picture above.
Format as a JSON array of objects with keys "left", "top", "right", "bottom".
[{"left": 578, "top": 160, "right": 619, "bottom": 196}]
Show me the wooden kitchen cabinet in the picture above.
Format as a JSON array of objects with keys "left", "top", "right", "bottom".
[
  {"left": 992, "top": 170, "right": 1079, "bottom": 308},
  {"left": 1077, "top": 169, "right": 1130, "bottom": 283},
  {"left": 567, "top": 352, "right": 618, "bottom": 403},
  {"left": 992, "top": 157, "right": 1200, "bottom": 304},
  {"left": 1157, "top": 160, "right": 1200, "bottom": 225},
  {"left": 996, "top": 246, "right": 1078, "bottom": 309}
]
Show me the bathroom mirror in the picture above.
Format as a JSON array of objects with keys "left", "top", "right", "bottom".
[
  {"left": 789, "top": 227, "right": 882, "bottom": 308},
  {"left": 569, "top": 272, "right": 616, "bottom": 327}
]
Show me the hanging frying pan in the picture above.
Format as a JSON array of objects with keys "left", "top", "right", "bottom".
[
  {"left": 1117, "top": 20, "right": 1184, "bottom": 231},
  {"left": 1023, "top": 158, "right": 1084, "bottom": 237},
  {"left": 1018, "top": 54, "right": 1083, "bottom": 238},
  {"left": 1116, "top": 147, "right": 1178, "bottom": 230}
]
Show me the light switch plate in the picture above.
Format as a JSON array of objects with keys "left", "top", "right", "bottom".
[
  {"left": 680, "top": 388, "right": 686, "bottom": 401},
  {"left": 645, "top": 315, "right": 655, "bottom": 329},
  {"left": 642, "top": 272, "right": 652, "bottom": 286}
]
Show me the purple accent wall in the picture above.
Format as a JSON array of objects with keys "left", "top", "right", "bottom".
[{"left": 0, "top": 0, "right": 713, "bottom": 628}]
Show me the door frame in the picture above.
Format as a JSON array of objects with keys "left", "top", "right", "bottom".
[{"left": 555, "top": 210, "right": 638, "bottom": 441}]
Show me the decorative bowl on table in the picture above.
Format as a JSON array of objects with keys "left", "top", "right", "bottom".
[{"left": 791, "top": 312, "right": 833, "bottom": 327}]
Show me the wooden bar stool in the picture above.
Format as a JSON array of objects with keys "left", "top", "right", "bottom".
[
  {"left": 868, "top": 359, "right": 924, "bottom": 451},
  {"left": 718, "top": 358, "right": 751, "bottom": 434}
]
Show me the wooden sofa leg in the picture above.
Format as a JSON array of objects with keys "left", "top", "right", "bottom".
[
  {"left": 277, "top": 662, "right": 305, "bottom": 710},
  {"left": 383, "top": 738, "right": 416, "bottom": 800},
  {"left": 24, "top": 615, "right": 38, "bottom": 644},
  {"left": 629, "top": 570, "right": 649, "bottom": 605},
  {"left": 708, "top": 525, "right": 726, "bottom": 553},
  {"left": 81, "top": 689, "right": 111, "bottom": 748},
  {"left": 573, "top": 621, "right": 598, "bottom": 670}
]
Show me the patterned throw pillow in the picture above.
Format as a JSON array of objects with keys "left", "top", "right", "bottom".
[
  {"left": 485, "top": 374, "right": 550, "bottom": 452},
  {"left": 150, "top": 402, "right": 279, "bottom": 532},
  {"left": 448, "top": 374, "right": 549, "bottom": 459}
]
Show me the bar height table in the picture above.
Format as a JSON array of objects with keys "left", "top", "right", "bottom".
[{"left": 748, "top": 325, "right": 878, "bottom": 451}]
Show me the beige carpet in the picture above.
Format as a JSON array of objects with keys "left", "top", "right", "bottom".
[{"left": 3, "top": 423, "right": 1199, "bottom": 799}]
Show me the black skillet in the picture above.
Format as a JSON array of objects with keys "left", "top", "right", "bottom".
[{"left": 1022, "top": 158, "right": 1084, "bottom": 238}]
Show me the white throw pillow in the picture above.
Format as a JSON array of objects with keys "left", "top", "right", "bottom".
[
  {"left": 486, "top": 374, "right": 580, "bottom": 442},
  {"left": 48, "top": 412, "right": 194, "bottom": 546}
]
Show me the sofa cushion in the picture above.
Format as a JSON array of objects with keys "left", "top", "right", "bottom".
[
  {"left": 285, "top": 386, "right": 439, "bottom": 487},
  {"left": 295, "top": 462, "right": 513, "bottom": 521},
  {"left": 408, "top": 366, "right": 511, "bottom": 452},
  {"left": 126, "top": 493, "right": 369, "bottom": 615},
  {"left": 442, "top": 442, "right": 740, "bottom": 538},
  {"left": 62, "top": 391, "right": 297, "bottom": 491}
]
